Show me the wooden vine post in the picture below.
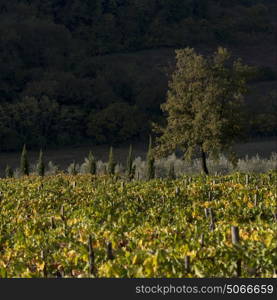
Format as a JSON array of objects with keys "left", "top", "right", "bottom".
[
  {"left": 231, "top": 226, "right": 240, "bottom": 245},
  {"left": 60, "top": 205, "right": 65, "bottom": 221},
  {"left": 254, "top": 193, "right": 258, "bottom": 207},
  {"left": 245, "top": 174, "right": 249, "bottom": 185},
  {"left": 200, "top": 233, "right": 204, "bottom": 248},
  {"left": 107, "top": 242, "right": 114, "bottom": 260},
  {"left": 60, "top": 204, "right": 67, "bottom": 236},
  {"left": 209, "top": 208, "right": 215, "bottom": 231},
  {"left": 41, "top": 250, "right": 47, "bottom": 278},
  {"left": 184, "top": 255, "right": 190, "bottom": 274},
  {"left": 88, "top": 235, "right": 95, "bottom": 275},
  {"left": 231, "top": 226, "right": 241, "bottom": 277},
  {"left": 50, "top": 216, "right": 55, "bottom": 229}
]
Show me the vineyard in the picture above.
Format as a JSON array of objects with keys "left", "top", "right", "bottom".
[{"left": 0, "top": 172, "right": 276, "bottom": 278}]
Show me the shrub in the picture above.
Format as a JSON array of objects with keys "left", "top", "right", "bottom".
[
  {"left": 46, "top": 161, "right": 59, "bottom": 176},
  {"left": 67, "top": 161, "right": 79, "bottom": 175}
]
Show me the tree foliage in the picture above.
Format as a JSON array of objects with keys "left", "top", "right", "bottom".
[{"left": 154, "top": 47, "right": 250, "bottom": 174}]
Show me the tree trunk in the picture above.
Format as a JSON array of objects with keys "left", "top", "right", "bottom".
[{"left": 201, "top": 147, "right": 209, "bottom": 175}]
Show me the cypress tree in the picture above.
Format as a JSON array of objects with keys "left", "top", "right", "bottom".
[
  {"left": 37, "top": 149, "right": 45, "bottom": 177},
  {"left": 146, "top": 135, "right": 155, "bottom": 180},
  {"left": 87, "top": 151, "right": 96, "bottom": 175},
  {"left": 107, "top": 146, "right": 116, "bottom": 175},
  {"left": 168, "top": 162, "right": 176, "bottom": 179},
  {"left": 126, "top": 145, "right": 134, "bottom": 179},
  {"left": 20, "top": 144, "right": 29, "bottom": 176},
  {"left": 131, "top": 164, "right": 136, "bottom": 180},
  {"left": 5, "top": 165, "right": 13, "bottom": 178}
]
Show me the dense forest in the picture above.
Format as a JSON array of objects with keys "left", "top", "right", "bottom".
[{"left": 0, "top": 0, "right": 276, "bottom": 151}]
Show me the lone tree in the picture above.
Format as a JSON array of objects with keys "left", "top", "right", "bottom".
[
  {"left": 20, "top": 144, "right": 29, "bottom": 176},
  {"left": 154, "top": 47, "right": 249, "bottom": 174},
  {"left": 37, "top": 149, "right": 45, "bottom": 177}
]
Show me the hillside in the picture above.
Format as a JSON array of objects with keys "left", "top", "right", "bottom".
[{"left": 0, "top": 0, "right": 276, "bottom": 151}]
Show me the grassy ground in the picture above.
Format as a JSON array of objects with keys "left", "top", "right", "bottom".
[{"left": 0, "top": 172, "right": 276, "bottom": 277}]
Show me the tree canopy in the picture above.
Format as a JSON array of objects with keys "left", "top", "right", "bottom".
[{"left": 154, "top": 47, "right": 250, "bottom": 174}]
